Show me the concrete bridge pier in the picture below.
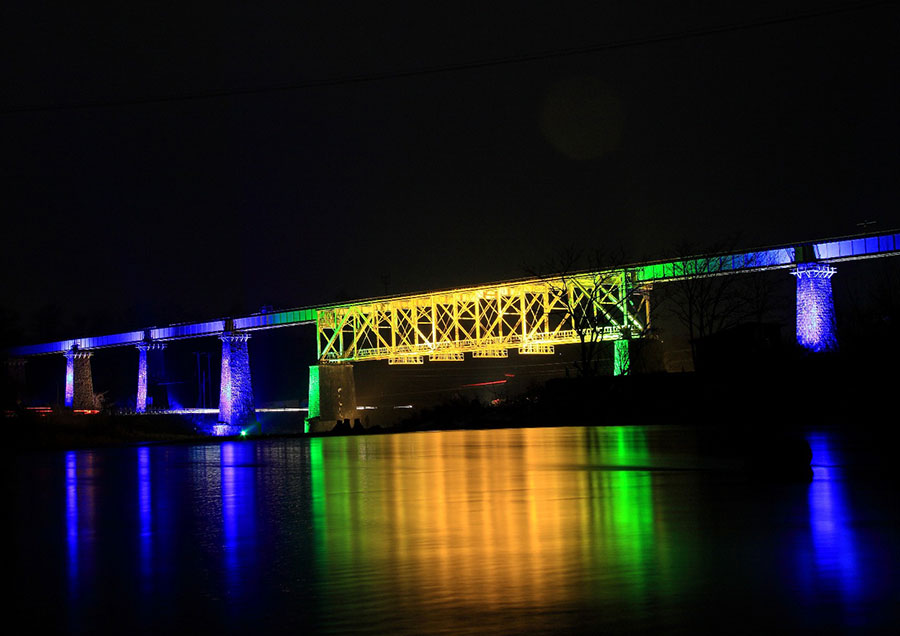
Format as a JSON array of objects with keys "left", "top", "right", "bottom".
[
  {"left": 306, "top": 363, "right": 357, "bottom": 433},
  {"left": 136, "top": 341, "right": 166, "bottom": 413},
  {"left": 136, "top": 344, "right": 148, "bottom": 412},
  {"left": 64, "top": 346, "right": 97, "bottom": 409},
  {"left": 217, "top": 331, "right": 255, "bottom": 433},
  {"left": 791, "top": 262, "right": 838, "bottom": 352}
]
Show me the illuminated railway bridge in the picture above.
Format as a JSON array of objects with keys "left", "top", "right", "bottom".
[{"left": 6, "top": 230, "right": 900, "bottom": 433}]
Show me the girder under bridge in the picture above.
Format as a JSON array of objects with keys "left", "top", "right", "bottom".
[{"left": 317, "top": 271, "right": 650, "bottom": 364}]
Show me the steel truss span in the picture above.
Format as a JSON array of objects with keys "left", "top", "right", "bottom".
[
  {"left": 317, "top": 272, "right": 649, "bottom": 363},
  {"left": 6, "top": 230, "right": 899, "bottom": 358}
]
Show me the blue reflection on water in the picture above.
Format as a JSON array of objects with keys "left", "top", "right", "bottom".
[
  {"left": 137, "top": 447, "right": 152, "bottom": 583},
  {"left": 807, "top": 432, "right": 861, "bottom": 601},
  {"left": 221, "top": 442, "right": 258, "bottom": 598},
  {"left": 64, "top": 450, "right": 96, "bottom": 604},
  {"left": 65, "top": 451, "right": 78, "bottom": 585}
]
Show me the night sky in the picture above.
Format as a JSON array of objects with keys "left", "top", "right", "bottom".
[{"left": 2, "top": 1, "right": 898, "bottom": 341}]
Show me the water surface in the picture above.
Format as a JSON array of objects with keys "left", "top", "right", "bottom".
[{"left": 13, "top": 426, "right": 898, "bottom": 634}]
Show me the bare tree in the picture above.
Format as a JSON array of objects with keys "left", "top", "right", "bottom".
[
  {"left": 657, "top": 238, "right": 786, "bottom": 370},
  {"left": 529, "top": 247, "right": 645, "bottom": 378},
  {"left": 840, "top": 258, "right": 900, "bottom": 354},
  {"left": 736, "top": 269, "right": 789, "bottom": 325}
]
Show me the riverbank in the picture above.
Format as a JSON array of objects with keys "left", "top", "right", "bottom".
[{"left": 9, "top": 351, "right": 896, "bottom": 458}]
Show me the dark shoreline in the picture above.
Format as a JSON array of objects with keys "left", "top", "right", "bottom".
[{"left": 9, "top": 355, "right": 896, "bottom": 469}]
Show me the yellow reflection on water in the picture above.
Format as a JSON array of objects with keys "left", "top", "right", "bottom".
[{"left": 310, "top": 427, "right": 664, "bottom": 619}]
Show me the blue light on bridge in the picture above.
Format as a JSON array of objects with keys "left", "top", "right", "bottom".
[
  {"left": 212, "top": 424, "right": 241, "bottom": 436},
  {"left": 793, "top": 264, "right": 837, "bottom": 352},
  {"left": 15, "top": 332, "right": 146, "bottom": 356},
  {"left": 151, "top": 321, "right": 226, "bottom": 341},
  {"left": 217, "top": 332, "right": 254, "bottom": 429},
  {"left": 219, "top": 336, "right": 233, "bottom": 426},
  {"left": 136, "top": 346, "right": 148, "bottom": 413},
  {"left": 64, "top": 354, "right": 75, "bottom": 408},
  {"left": 814, "top": 233, "right": 899, "bottom": 260}
]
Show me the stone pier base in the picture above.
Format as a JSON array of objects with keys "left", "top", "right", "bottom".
[
  {"left": 64, "top": 348, "right": 97, "bottom": 410},
  {"left": 792, "top": 263, "right": 837, "bottom": 352},
  {"left": 136, "top": 344, "right": 149, "bottom": 413},
  {"left": 218, "top": 332, "right": 255, "bottom": 429},
  {"left": 306, "top": 364, "right": 357, "bottom": 433}
]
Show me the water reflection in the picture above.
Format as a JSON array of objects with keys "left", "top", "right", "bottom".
[
  {"left": 221, "top": 442, "right": 258, "bottom": 600},
  {"left": 65, "top": 450, "right": 96, "bottom": 595},
  {"left": 586, "top": 427, "right": 657, "bottom": 603},
  {"left": 309, "top": 427, "right": 669, "bottom": 631},
  {"left": 65, "top": 451, "right": 78, "bottom": 585},
  {"left": 36, "top": 427, "right": 896, "bottom": 634},
  {"left": 807, "top": 432, "right": 861, "bottom": 601},
  {"left": 137, "top": 447, "right": 152, "bottom": 585}
]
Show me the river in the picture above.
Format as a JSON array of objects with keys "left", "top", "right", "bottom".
[{"left": 12, "top": 426, "right": 898, "bottom": 634}]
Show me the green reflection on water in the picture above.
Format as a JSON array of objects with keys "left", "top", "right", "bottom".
[
  {"left": 311, "top": 436, "right": 370, "bottom": 591},
  {"left": 583, "top": 427, "right": 658, "bottom": 603},
  {"left": 310, "top": 437, "right": 325, "bottom": 540},
  {"left": 306, "top": 427, "right": 671, "bottom": 628}
]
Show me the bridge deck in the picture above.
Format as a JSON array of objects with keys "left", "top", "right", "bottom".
[{"left": 8, "top": 230, "right": 899, "bottom": 357}]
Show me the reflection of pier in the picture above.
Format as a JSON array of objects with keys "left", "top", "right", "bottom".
[
  {"left": 807, "top": 433, "right": 861, "bottom": 602},
  {"left": 10, "top": 231, "right": 900, "bottom": 433},
  {"left": 137, "top": 447, "right": 152, "bottom": 593},
  {"left": 221, "top": 442, "right": 258, "bottom": 596},
  {"left": 65, "top": 451, "right": 96, "bottom": 597}
]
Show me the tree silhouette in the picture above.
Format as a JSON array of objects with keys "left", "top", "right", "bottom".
[{"left": 529, "top": 247, "right": 643, "bottom": 378}]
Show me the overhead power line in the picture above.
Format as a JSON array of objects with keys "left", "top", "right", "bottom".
[{"left": 1, "top": 0, "right": 890, "bottom": 115}]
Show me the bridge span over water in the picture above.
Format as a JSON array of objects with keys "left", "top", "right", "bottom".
[{"left": 6, "top": 230, "right": 900, "bottom": 433}]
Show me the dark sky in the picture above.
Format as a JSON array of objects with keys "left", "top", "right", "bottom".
[{"left": 2, "top": 1, "right": 898, "bottom": 339}]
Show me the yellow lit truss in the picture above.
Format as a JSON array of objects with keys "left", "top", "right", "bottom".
[{"left": 317, "top": 271, "right": 650, "bottom": 363}]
